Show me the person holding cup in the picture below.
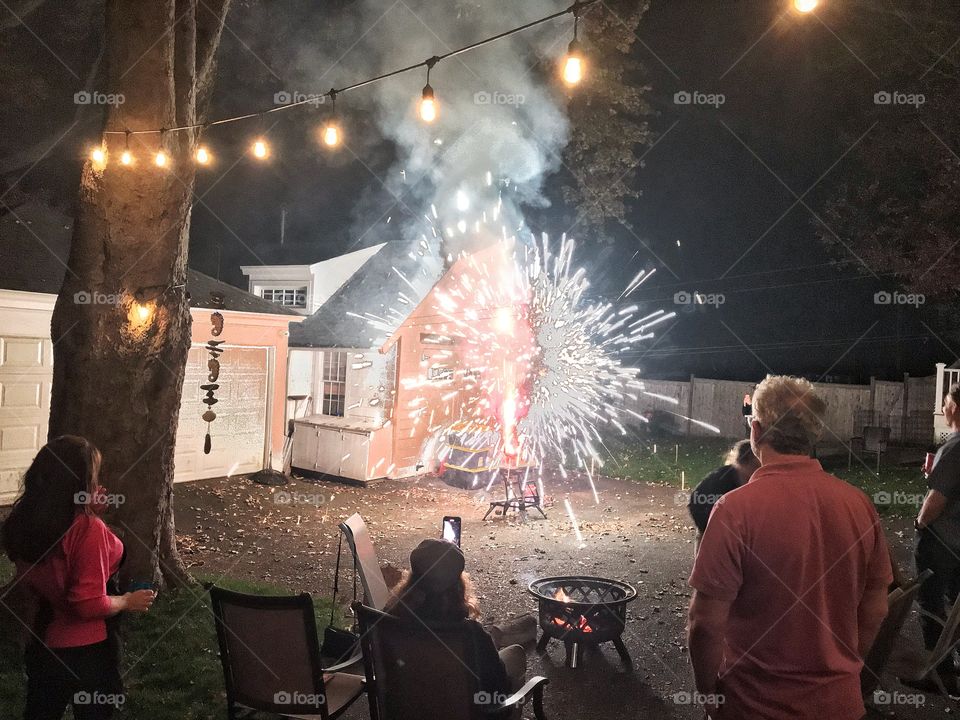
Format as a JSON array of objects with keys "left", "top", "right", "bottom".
[
  {"left": 1, "top": 436, "right": 156, "bottom": 719},
  {"left": 912, "top": 383, "right": 960, "bottom": 695}
]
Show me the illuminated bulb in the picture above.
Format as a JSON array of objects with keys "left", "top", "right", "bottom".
[
  {"left": 90, "top": 146, "right": 107, "bottom": 169},
  {"left": 322, "top": 123, "right": 340, "bottom": 147},
  {"left": 129, "top": 300, "right": 155, "bottom": 327},
  {"left": 154, "top": 150, "right": 168, "bottom": 168},
  {"left": 794, "top": 0, "right": 817, "bottom": 11},
  {"left": 562, "top": 41, "right": 584, "bottom": 86},
  {"left": 252, "top": 138, "right": 269, "bottom": 159},
  {"left": 419, "top": 84, "right": 437, "bottom": 123},
  {"left": 120, "top": 150, "right": 133, "bottom": 166},
  {"left": 195, "top": 146, "right": 211, "bottom": 165}
]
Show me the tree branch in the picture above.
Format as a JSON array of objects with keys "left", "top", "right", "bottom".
[{"left": 195, "top": 0, "right": 231, "bottom": 116}]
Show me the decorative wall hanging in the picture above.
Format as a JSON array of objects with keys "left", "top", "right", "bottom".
[{"left": 203, "top": 292, "right": 225, "bottom": 454}]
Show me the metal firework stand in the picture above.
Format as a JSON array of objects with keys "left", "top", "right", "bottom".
[{"left": 483, "top": 448, "right": 546, "bottom": 522}]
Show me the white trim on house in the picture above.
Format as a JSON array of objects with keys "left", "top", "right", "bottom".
[{"left": 241, "top": 243, "right": 385, "bottom": 316}]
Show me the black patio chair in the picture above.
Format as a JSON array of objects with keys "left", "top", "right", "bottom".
[
  {"left": 209, "top": 586, "right": 365, "bottom": 719},
  {"left": 848, "top": 425, "right": 891, "bottom": 473},
  {"left": 352, "top": 600, "right": 549, "bottom": 720}
]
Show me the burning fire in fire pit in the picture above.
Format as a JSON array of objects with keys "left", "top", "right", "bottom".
[{"left": 529, "top": 576, "right": 637, "bottom": 668}]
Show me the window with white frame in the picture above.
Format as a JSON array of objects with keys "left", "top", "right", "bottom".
[
  {"left": 321, "top": 351, "right": 347, "bottom": 417},
  {"left": 260, "top": 286, "right": 307, "bottom": 308}
]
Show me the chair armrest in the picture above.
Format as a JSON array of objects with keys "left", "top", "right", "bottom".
[
  {"left": 321, "top": 653, "right": 364, "bottom": 673},
  {"left": 482, "top": 676, "right": 549, "bottom": 719}
]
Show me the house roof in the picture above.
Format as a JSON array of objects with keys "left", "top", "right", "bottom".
[
  {"left": 289, "top": 240, "right": 443, "bottom": 349},
  {"left": 0, "top": 202, "right": 299, "bottom": 316},
  {"left": 379, "top": 241, "right": 512, "bottom": 353}
]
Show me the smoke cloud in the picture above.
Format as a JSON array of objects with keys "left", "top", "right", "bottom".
[{"left": 288, "top": 0, "right": 574, "bottom": 260}]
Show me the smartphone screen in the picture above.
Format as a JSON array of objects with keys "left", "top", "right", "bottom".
[{"left": 442, "top": 516, "right": 462, "bottom": 547}]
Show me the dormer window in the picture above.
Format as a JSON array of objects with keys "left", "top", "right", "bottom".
[{"left": 260, "top": 287, "right": 307, "bottom": 308}]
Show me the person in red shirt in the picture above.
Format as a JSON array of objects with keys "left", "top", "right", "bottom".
[
  {"left": 2, "top": 436, "right": 155, "bottom": 719},
  {"left": 687, "top": 375, "right": 892, "bottom": 720}
]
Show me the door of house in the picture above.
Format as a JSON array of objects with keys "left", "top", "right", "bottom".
[{"left": 174, "top": 345, "right": 269, "bottom": 482}]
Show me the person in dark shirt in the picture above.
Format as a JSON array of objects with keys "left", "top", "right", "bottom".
[
  {"left": 742, "top": 394, "right": 753, "bottom": 438},
  {"left": 688, "top": 440, "right": 760, "bottom": 542},
  {"left": 385, "top": 539, "right": 524, "bottom": 714},
  {"left": 912, "top": 382, "right": 960, "bottom": 695}
]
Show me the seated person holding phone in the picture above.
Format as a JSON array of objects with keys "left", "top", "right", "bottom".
[{"left": 386, "top": 525, "right": 526, "bottom": 704}]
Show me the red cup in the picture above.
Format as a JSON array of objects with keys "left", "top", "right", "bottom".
[{"left": 923, "top": 452, "right": 935, "bottom": 477}]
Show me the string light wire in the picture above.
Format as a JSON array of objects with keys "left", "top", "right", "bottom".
[{"left": 100, "top": 0, "right": 598, "bottom": 138}]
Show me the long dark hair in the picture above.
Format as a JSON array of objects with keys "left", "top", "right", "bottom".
[
  {"left": 2, "top": 436, "right": 101, "bottom": 564},
  {"left": 386, "top": 571, "right": 481, "bottom": 623}
]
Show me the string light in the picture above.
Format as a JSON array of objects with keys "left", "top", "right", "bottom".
[
  {"left": 322, "top": 90, "right": 341, "bottom": 148},
  {"left": 562, "top": 8, "right": 584, "bottom": 86},
  {"left": 153, "top": 130, "right": 168, "bottom": 167},
  {"left": 90, "top": 145, "right": 107, "bottom": 170},
  {"left": 419, "top": 58, "right": 439, "bottom": 123},
  {"left": 120, "top": 131, "right": 133, "bottom": 166},
  {"left": 97, "top": 1, "right": 600, "bottom": 164},
  {"left": 793, "top": 0, "right": 818, "bottom": 11},
  {"left": 251, "top": 137, "right": 269, "bottom": 159}
]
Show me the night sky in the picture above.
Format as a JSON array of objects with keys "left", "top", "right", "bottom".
[{"left": 1, "top": 0, "right": 951, "bottom": 382}]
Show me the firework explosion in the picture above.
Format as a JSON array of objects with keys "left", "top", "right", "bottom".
[{"left": 361, "top": 182, "right": 716, "bottom": 500}]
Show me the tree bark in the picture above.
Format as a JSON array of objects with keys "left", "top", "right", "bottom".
[{"left": 49, "top": 0, "right": 230, "bottom": 588}]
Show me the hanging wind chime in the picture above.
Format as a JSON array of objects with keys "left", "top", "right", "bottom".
[{"left": 203, "top": 292, "right": 225, "bottom": 454}]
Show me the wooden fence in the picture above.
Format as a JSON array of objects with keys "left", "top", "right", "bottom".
[{"left": 625, "top": 375, "right": 935, "bottom": 443}]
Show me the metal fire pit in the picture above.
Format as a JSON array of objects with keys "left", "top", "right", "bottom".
[{"left": 528, "top": 575, "right": 637, "bottom": 668}]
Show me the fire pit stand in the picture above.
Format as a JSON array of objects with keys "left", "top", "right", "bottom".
[{"left": 528, "top": 576, "right": 637, "bottom": 669}]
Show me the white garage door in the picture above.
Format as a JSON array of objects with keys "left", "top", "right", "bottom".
[
  {"left": 0, "top": 336, "right": 52, "bottom": 502},
  {"left": 0, "top": 337, "right": 270, "bottom": 502},
  {"left": 174, "top": 345, "right": 269, "bottom": 482}
]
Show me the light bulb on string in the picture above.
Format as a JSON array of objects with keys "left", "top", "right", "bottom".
[
  {"left": 251, "top": 137, "right": 269, "bottom": 159},
  {"left": 120, "top": 131, "right": 133, "bottom": 166},
  {"left": 90, "top": 144, "right": 107, "bottom": 170},
  {"left": 419, "top": 59, "right": 439, "bottom": 123},
  {"left": 562, "top": 10, "right": 584, "bottom": 86},
  {"left": 154, "top": 129, "right": 169, "bottom": 168},
  {"left": 794, "top": 0, "right": 818, "bottom": 12},
  {"left": 322, "top": 90, "right": 341, "bottom": 148},
  {"left": 420, "top": 85, "right": 437, "bottom": 123},
  {"left": 323, "top": 124, "right": 340, "bottom": 147},
  {"left": 195, "top": 145, "right": 211, "bottom": 165}
]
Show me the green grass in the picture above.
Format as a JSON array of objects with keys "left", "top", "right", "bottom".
[
  {"left": 0, "top": 556, "right": 336, "bottom": 719},
  {"left": 602, "top": 435, "right": 927, "bottom": 518}
]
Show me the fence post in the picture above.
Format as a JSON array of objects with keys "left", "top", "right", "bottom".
[
  {"left": 869, "top": 376, "right": 876, "bottom": 425},
  {"left": 686, "top": 374, "right": 696, "bottom": 436},
  {"left": 935, "top": 363, "right": 946, "bottom": 414}
]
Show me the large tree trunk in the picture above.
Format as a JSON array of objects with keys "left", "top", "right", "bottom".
[{"left": 49, "top": 0, "right": 230, "bottom": 588}]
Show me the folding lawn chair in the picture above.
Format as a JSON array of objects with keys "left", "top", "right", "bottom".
[
  {"left": 861, "top": 569, "right": 931, "bottom": 697},
  {"left": 339, "top": 513, "right": 391, "bottom": 611},
  {"left": 209, "top": 586, "right": 365, "bottom": 720}
]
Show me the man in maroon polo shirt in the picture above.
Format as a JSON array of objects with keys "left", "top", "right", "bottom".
[{"left": 687, "top": 375, "right": 892, "bottom": 720}]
